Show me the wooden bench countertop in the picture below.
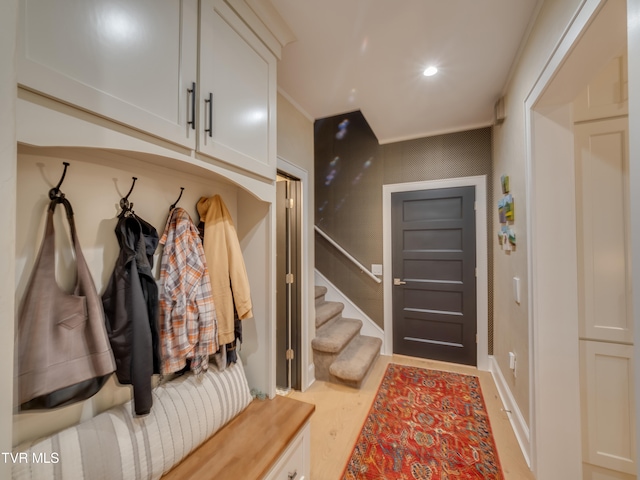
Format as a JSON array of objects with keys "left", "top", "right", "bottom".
[{"left": 163, "top": 395, "right": 315, "bottom": 480}]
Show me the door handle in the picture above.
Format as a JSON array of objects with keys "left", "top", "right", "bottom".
[{"left": 393, "top": 278, "right": 406, "bottom": 286}]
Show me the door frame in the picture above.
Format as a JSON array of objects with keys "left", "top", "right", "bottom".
[
  {"left": 277, "top": 156, "right": 311, "bottom": 391},
  {"left": 382, "top": 175, "right": 489, "bottom": 370},
  {"left": 275, "top": 172, "right": 302, "bottom": 391}
]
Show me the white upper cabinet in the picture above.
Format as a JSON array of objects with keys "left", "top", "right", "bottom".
[
  {"left": 574, "top": 53, "right": 628, "bottom": 122},
  {"left": 198, "top": 0, "right": 277, "bottom": 179},
  {"left": 17, "top": 0, "right": 278, "bottom": 180},
  {"left": 17, "top": 0, "right": 199, "bottom": 149},
  {"left": 575, "top": 117, "right": 632, "bottom": 344}
]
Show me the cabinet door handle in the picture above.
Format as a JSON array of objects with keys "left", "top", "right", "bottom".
[
  {"left": 287, "top": 471, "right": 298, "bottom": 480},
  {"left": 187, "top": 82, "right": 196, "bottom": 130},
  {"left": 204, "top": 92, "right": 213, "bottom": 137}
]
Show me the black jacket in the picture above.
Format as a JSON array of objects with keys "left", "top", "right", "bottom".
[{"left": 102, "top": 213, "right": 159, "bottom": 415}]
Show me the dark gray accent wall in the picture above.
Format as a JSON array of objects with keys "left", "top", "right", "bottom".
[{"left": 315, "top": 111, "right": 494, "bottom": 351}]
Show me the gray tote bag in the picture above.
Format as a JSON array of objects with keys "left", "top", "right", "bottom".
[{"left": 17, "top": 196, "right": 116, "bottom": 410}]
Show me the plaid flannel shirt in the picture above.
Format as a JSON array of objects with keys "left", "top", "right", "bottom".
[{"left": 159, "top": 208, "right": 218, "bottom": 375}]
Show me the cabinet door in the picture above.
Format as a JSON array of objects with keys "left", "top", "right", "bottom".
[
  {"left": 574, "top": 53, "right": 628, "bottom": 122},
  {"left": 580, "top": 340, "right": 636, "bottom": 475},
  {"left": 575, "top": 118, "right": 632, "bottom": 344},
  {"left": 17, "top": 0, "right": 198, "bottom": 149},
  {"left": 263, "top": 422, "right": 310, "bottom": 480},
  {"left": 199, "top": 0, "right": 276, "bottom": 180}
]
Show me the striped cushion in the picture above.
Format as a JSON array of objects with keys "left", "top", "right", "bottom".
[{"left": 13, "top": 360, "right": 253, "bottom": 480}]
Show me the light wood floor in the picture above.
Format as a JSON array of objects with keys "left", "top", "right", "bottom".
[{"left": 289, "top": 354, "right": 535, "bottom": 480}]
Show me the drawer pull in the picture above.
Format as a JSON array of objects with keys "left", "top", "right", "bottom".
[
  {"left": 187, "top": 82, "right": 196, "bottom": 130},
  {"left": 204, "top": 92, "right": 213, "bottom": 137},
  {"left": 287, "top": 471, "right": 298, "bottom": 480}
]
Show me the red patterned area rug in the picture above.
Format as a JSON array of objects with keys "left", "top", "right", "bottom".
[{"left": 342, "top": 363, "right": 503, "bottom": 479}]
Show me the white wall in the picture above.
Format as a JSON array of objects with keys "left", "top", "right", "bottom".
[
  {"left": 529, "top": 104, "right": 582, "bottom": 479},
  {"left": 0, "top": 0, "right": 17, "bottom": 477},
  {"left": 236, "top": 188, "right": 274, "bottom": 396}
]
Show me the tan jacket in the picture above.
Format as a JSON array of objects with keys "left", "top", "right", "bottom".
[{"left": 197, "top": 195, "right": 253, "bottom": 345}]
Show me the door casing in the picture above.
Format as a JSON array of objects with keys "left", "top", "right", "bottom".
[
  {"left": 382, "top": 175, "right": 489, "bottom": 370},
  {"left": 391, "top": 186, "right": 478, "bottom": 365},
  {"left": 276, "top": 172, "right": 302, "bottom": 391},
  {"left": 277, "top": 156, "right": 312, "bottom": 390}
]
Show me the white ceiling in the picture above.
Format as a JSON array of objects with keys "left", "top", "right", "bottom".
[{"left": 271, "top": 0, "right": 541, "bottom": 144}]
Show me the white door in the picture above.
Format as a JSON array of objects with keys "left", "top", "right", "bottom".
[
  {"left": 17, "top": 0, "right": 198, "bottom": 149},
  {"left": 198, "top": 0, "right": 276, "bottom": 180}
]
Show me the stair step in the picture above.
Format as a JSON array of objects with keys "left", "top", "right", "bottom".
[
  {"left": 329, "top": 336, "right": 382, "bottom": 387},
  {"left": 315, "top": 301, "right": 344, "bottom": 329},
  {"left": 312, "top": 318, "right": 363, "bottom": 354},
  {"left": 314, "top": 285, "right": 327, "bottom": 302}
]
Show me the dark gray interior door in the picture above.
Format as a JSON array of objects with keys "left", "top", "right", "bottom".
[{"left": 392, "top": 186, "right": 477, "bottom": 365}]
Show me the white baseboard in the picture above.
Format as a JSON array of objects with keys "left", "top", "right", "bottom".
[
  {"left": 314, "top": 270, "right": 385, "bottom": 348},
  {"left": 488, "top": 355, "right": 531, "bottom": 468},
  {"left": 305, "top": 363, "right": 315, "bottom": 391}
]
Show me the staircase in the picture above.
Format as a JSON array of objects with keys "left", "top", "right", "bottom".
[{"left": 312, "top": 286, "right": 382, "bottom": 388}]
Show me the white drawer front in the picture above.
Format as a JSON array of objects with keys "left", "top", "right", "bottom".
[{"left": 264, "top": 422, "right": 310, "bottom": 480}]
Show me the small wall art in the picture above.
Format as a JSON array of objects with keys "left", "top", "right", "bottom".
[
  {"left": 498, "top": 174, "right": 516, "bottom": 252},
  {"left": 498, "top": 197, "right": 506, "bottom": 223},
  {"left": 498, "top": 226, "right": 517, "bottom": 251},
  {"left": 497, "top": 195, "right": 514, "bottom": 223},
  {"left": 504, "top": 194, "right": 514, "bottom": 221},
  {"left": 501, "top": 174, "right": 510, "bottom": 194}
]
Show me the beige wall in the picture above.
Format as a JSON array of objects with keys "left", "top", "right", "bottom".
[
  {"left": 492, "top": 0, "right": 584, "bottom": 432},
  {"left": 276, "top": 93, "right": 315, "bottom": 383},
  {"left": 277, "top": 93, "right": 314, "bottom": 175},
  {"left": 0, "top": 1, "right": 17, "bottom": 477}
]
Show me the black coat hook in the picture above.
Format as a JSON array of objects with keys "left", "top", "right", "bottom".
[
  {"left": 48, "top": 162, "right": 70, "bottom": 200},
  {"left": 119, "top": 177, "right": 138, "bottom": 212},
  {"left": 170, "top": 187, "right": 185, "bottom": 211}
]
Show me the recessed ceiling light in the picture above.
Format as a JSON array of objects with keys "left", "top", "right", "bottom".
[{"left": 423, "top": 66, "right": 438, "bottom": 77}]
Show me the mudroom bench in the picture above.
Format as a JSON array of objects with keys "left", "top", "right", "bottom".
[
  {"left": 164, "top": 395, "right": 314, "bottom": 480},
  {"left": 12, "top": 360, "right": 314, "bottom": 480}
]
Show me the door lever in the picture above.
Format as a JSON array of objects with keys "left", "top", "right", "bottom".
[{"left": 393, "top": 278, "right": 406, "bottom": 286}]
